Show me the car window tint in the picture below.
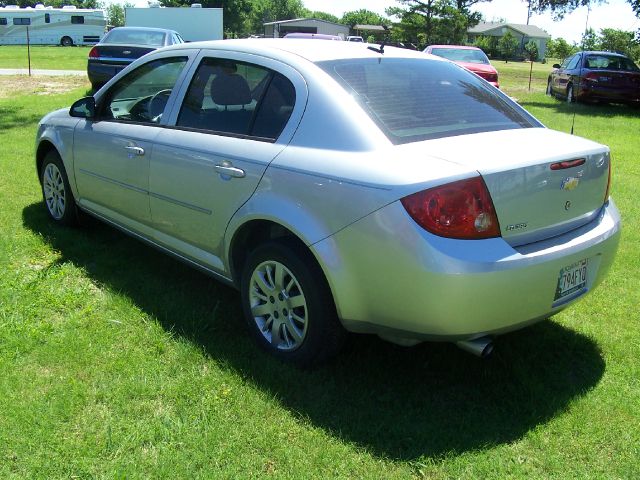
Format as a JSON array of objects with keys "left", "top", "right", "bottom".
[
  {"left": 104, "top": 29, "right": 166, "bottom": 46},
  {"left": 430, "top": 48, "right": 489, "bottom": 64},
  {"left": 176, "top": 58, "right": 275, "bottom": 137},
  {"left": 250, "top": 73, "right": 296, "bottom": 140},
  {"left": 99, "top": 57, "right": 188, "bottom": 124},
  {"left": 560, "top": 55, "right": 573, "bottom": 69},
  {"left": 585, "top": 54, "right": 640, "bottom": 71},
  {"left": 319, "top": 58, "right": 539, "bottom": 145},
  {"left": 567, "top": 55, "right": 580, "bottom": 70}
]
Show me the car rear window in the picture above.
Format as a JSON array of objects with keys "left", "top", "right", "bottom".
[
  {"left": 104, "top": 29, "right": 166, "bottom": 46},
  {"left": 430, "top": 48, "right": 489, "bottom": 64},
  {"left": 318, "top": 58, "right": 540, "bottom": 144},
  {"left": 584, "top": 54, "right": 640, "bottom": 71}
]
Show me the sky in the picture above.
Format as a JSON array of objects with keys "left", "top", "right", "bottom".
[{"left": 302, "top": 0, "right": 640, "bottom": 43}]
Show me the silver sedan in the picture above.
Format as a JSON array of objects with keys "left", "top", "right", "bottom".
[{"left": 36, "top": 39, "right": 621, "bottom": 366}]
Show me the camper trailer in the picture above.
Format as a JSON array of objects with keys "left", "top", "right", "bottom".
[{"left": 0, "top": 5, "right": 105, "bottom": 46}]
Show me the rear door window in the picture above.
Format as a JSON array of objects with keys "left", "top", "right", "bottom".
[{"left": 176, "top": 57, "right": 296, "bottom": 140}]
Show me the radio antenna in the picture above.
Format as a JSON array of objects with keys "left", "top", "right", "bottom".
[{"left": 571, "top": 2, "right": 591, "bottom": 135}]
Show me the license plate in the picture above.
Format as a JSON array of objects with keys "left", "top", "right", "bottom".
[{"left": 554, "top": 259, "right": 588, "bottom": 301}]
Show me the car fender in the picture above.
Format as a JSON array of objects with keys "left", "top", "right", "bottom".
[{"left": 36, "top": 109, "right": 81, "bottom": 196}]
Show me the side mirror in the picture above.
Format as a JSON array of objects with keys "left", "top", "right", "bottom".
[
  {"left": 69, "top": 96, "right": 96, "bottom": 119},
  {"left": 552, "top": 63, "right": 561, "bottom": 69}
]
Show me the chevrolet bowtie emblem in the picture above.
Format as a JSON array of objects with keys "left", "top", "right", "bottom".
[{"left": 561, "top": 177, "right": 580, "bottom": 191}]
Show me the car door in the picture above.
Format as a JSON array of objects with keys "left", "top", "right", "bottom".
[
  {"left": 73, "top": 52, "right": 193, "bottom": 232},
  {"left": 148, "top": 51, "right": 306, "bottom": 273},
  {"left": 555, "top": 53, "right": 581, "bottom": 93}
]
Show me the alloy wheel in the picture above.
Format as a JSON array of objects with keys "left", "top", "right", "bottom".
[
  {"left": 43, "top": 163, "right": 66, "bottom": 220},
  {"left": 249, "top": 260, "right": 308, "bottom": 351}
]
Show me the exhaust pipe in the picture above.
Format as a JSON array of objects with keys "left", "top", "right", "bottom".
[{"left": 456, "top": 336, "right": 494, "bottom": 358}]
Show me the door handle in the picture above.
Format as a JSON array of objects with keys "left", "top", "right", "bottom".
[
  {"left": 125, "top": 145, "right": 145, "bottom": 156},
  {"left": 215, "top": 161, "right": 245, "bottom": 179}
]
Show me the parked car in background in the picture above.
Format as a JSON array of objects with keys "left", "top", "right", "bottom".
[
  {"left": 424, "top": 45, "right": 499, "bottom": 88},
  {"left": 347, "top": 35, "right": 364, "bottom": 42},
  {"left": 87, "top": 26, "right": 184, "bottom": 90},
  {"left": 283, "top": 32, "right": 342, "bottom": 40},
  {"left": 547, "top": 51, "right": 640, "bottom": 105},
  {"left": 37, "top": 39, "right": 620, "bottom": 366}
]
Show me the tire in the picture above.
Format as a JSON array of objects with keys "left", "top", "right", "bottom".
[
  {"left": 240, "top": 239, "right": 346, "bottom": 367},
  {"left": 40, "top": 150, "right": 78, "bottom": 226},
  {"left": 61, "top": 36, "right": 73, "bottom": 47},
  {"left": 566, "top": 84, "right": 575, "bottom": 103},
  {"left": 546, "top": 79, "right": 553, "bottom": 97}
]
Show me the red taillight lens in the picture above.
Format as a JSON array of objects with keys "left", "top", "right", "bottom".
[
  {"left": 604, "top": 158, "right": 611, "bottom": 203},
  {"left": 401, "top": 177, "right": 501, "bottom": 239},
  {"left": 88, "top": 47, "right": 99, "bottom": 59}
]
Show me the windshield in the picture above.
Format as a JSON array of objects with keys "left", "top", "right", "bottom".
[
  {"left": 584, "top": 54, "right": 640, "bottom": 72},
  {"left": 430, "top": 48, "right": 490, "bottom": 64},
  {"left": 104, "top": 29, "right": 166, "bottom": 46},
  {"left": 318, "top": 58, "right": 540, "bottom": 144}
]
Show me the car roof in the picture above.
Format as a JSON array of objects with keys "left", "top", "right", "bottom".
[
  {"left": 107, "top": 26, "right": 178, "bottom": 35},
  {"left": 427, "top": 45, "right": 480, "bottom": 50},
  {"left": 164, "top": 38, "right": 430, "bottom": 63},
  {"left": 579, "top": 50, "right": 630, "bottom": 58}
]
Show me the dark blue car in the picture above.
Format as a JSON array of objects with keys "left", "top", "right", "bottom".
[
  {"left": 547, "top": 51, "right": 640, "bottom": 106},
  {"left": 87, "top": 26, "right": 184, "bottom": 90}
]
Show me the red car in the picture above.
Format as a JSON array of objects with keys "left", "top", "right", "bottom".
[{"left": 424, "top": 45, "right": 499, "bottom": 88}]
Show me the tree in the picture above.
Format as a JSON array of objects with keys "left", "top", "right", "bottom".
[
  {"left": 580, "top": 27, "right": 597, "bottom": 50},
  {"left": 598, "top": 28, "right": 638, "bottom": 57},
  {"left": 524, "top": 39, "right": 538, "bottom": 60},
  {"left": 245, "top": 0, "right": 307, "bottom": 34},
  {"left": 158, "top": 0, "right": 253, "bottom": 37},
  {"left": 341, "top": 9, "right": 388, "bottom": 28},
  {"left": 105, "top": 2, "right": 134, "bottom": 28},
  {"left": 498, "top": 31, "right": 518, "bottom": 61},
  {"left": 546, "top": 37, "right": 575, "bottom": 59},
  {"left": 306, "top": 11, "right": 341, "bottom": 24}
]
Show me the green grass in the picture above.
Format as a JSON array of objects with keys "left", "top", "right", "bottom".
[
  {"left": 0, "top": 61, "right": 639, "bottom": 478},
  {"left": 0, "top": 45, "right": 90, "bottom": 70}
]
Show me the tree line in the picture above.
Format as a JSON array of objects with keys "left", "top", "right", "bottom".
[{"left": 3, "top": 0, "right": 639, "bottom": 60}]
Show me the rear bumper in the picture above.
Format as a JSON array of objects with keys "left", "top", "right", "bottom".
[
  {"left": 578, "top": 84, "right": 640, "bottom": 103},
  {"left": 87, "top": 61, "right": 130, "bottom": 86},
  {"left": 313, "top": 199, "right": 621, "bottom": 341}
]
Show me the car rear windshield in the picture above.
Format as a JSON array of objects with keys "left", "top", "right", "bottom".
[
  {"left": 104, "top": 29, "right": 166, "bottom": 47},
  {"left": 431, "top": 48, "right": 489, "bottom": 64},
  {"left": 318, "top": 58, "right": 540, "bottom": 144},
  {"left": 584, "top": 54, "right": 640, "bottom": 71}
]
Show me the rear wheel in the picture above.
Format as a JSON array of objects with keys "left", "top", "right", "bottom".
[
  {"left": 60, "top": 36, "right": 73, "bottom": 47},
  {"left": 40, "top": 151, "right": 77, "bottom": 226},
  {"left": 546, "top": 79, "right": 553, "bottom": 96},
  {"left": 566, "top": 84, "right": 575, "bottom": 103},
  {"left": 240, "top": 240, "right": 345, "bottom": 367}
]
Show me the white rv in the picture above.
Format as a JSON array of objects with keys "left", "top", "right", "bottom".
[
  {"left": 0, "top": 5, "right": 106, "bottom": 46},
  {"left": 125, "top": 6, "right": 223, "bottom": 42}
]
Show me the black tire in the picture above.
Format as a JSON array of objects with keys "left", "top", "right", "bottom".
[
  {"left": 61, "top": 36, "right": 73, "bottom": 47},
  {"left": 40, "top": 150, "right": 78, "bottom": 226},
  {"left": 546, "top": 79, "right": 553, "bottom": 97},
  {"left": 566, "top": 84, "right": 575, "bottom": 103},
  {"left": 240, "top": 239, "right": 346, "bottom": 367}
]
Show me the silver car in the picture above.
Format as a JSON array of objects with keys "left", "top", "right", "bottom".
[{"left": 36, "top": 39, "right": 621, "bottom": 366}]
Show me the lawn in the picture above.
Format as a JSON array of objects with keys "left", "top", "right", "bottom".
[
  {"left": 0, "top": 60, "right": 638, "bottom": 478},
  {"left": 0, "top": 45, "right": 90, "bottom": 70}
]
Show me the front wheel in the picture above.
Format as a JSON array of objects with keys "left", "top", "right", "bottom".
[
  {"left": 40, "top": 151, "right": 78, "bottom": 226},
  {"left": 240, "top": 240, "right": 345, "bottom": 367},
  {"left": 546, "top": 79, "right": 553, "bottom": 96}
]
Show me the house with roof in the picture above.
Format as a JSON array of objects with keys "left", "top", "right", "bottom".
[
  {"left": 263, "top": 18, "right": 350, "bottom": 39},
  {"left": 467, "top": 22, "right": 551, "bottom": 60}
]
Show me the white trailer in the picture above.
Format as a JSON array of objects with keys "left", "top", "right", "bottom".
[
  {"left": 0, "top": 5, "right": 105, "bottom": 46},
  {"left": 125, "top": 6, "right": 223, "bottom": 43}
]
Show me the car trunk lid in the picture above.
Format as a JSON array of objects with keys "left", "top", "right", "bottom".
[
  {"left": 413, "top": 128, "right": 610, "bottom": 246},
  {"left": 90, "top": 45, "right": 156, "bottom": 64}
]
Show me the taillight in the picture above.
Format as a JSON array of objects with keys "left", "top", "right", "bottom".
[
  {"left": 401, "top": 176, "right": 501, "bottom": 239},
  {"left": 584, "top": 72, "right": 599, "bottom": 82},
  {"left": 88, "top": 46, "right": 99, "bottom": 59},
  {"left": 604, "top": 158, "right": 611, "bottom": 203}
]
